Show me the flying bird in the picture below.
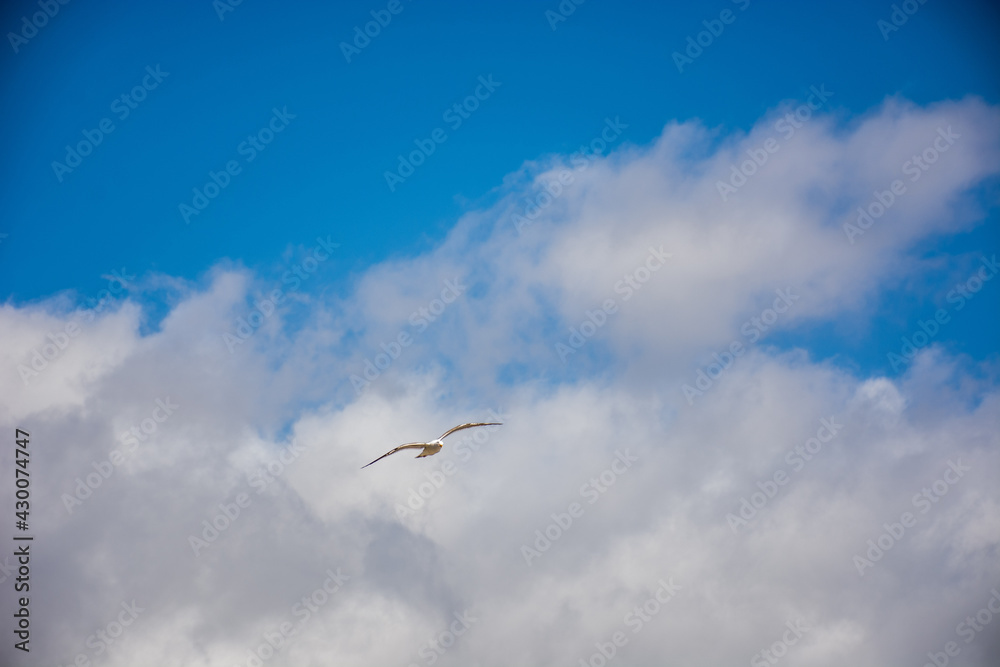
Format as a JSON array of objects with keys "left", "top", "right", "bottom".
[{"left": 361, "top": 422, "right": 502, "bottom": 469}]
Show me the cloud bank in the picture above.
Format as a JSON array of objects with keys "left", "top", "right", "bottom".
[{"left": 2, "top": 95, "right": 1000, "bottom": 667}]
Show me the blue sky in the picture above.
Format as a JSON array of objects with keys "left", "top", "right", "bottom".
[
  {"left": 3, "top": 2, "right": 1000, "bottom": 666},
  {"left": 2, "top": 0, "right": 998, "bottom": 381}
]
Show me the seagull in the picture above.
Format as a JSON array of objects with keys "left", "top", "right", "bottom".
[{"left": 361, "top": 422, "right": 502, "bottom": 469}]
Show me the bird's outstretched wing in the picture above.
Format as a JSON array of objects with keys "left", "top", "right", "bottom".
[
  {"left": 437, "top": 422, "right": 502, "bottom": 440},
  {"left": 361, "top": 443, "right": 427, "bottom": 469}
]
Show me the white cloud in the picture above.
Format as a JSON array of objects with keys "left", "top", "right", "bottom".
[{"left": 2, "top": 96, "right": 999, "bottom": 666}]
